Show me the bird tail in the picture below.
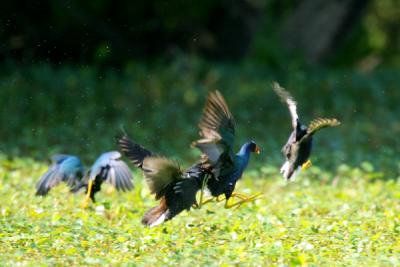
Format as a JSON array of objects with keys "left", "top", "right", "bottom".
[
  {"left": 141, "top": 197, "right": 169, "bottom": 227},
  {"left": 35, "top": 186, "right": 50, "bottom": 196}
]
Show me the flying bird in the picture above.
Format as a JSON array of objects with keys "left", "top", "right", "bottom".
[
  {"left": 272, "top": 82, "right": 340, "bottom": 180},
  {"left": 36, "top": 152, "right": 133, "bottom": 205},
  {"left": 118, "top": 135, "right": 206, "bottom": 227},
  {"left": 76, "top": 151, "right": 134, "bottom": 206},
  {"left": 192, "top": 90, "right": 262, "bottom": 209},
  {"left": 35, "top": 154, "right": 84, "bottom": 196}
]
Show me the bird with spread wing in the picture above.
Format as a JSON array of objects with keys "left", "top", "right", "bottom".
[
  {"left": 192, "top": 90, "right": 262, "bottom": 209},
  {"left": 36, "top": 152, "right": 133, "bottom": 206},
  {"left": 118, "top": 135, "right": 206, "bottom": 227},
  {"left": 272, "top": 82, "right": 341, "bottom": 180}
]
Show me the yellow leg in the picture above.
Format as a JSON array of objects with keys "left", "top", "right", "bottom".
[
  {"left": 216, "top": 195, "right": 226, "bottom": 202},
  {"left": 81, "top": 180, "right": 94, "bottom": 208},
  {"left": 301, "top": 160, "right": 312, "bottom": 171},
  {"left": 195, "top": 195, "right": 224, "bottom": 208},
  {"left": 224, "top": 192, "right": 263, "bottom": 209},
  {"left": 196, "top": 192, "right": 263, "bottom": 209},
  {"left": 231, "top": 192, "right": 254, "bottom": 200},
  {"left": 200, "top": 197, "right": 216, "bottom": 206}
]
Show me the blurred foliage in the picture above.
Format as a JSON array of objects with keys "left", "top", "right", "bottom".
[
  {"left": 332, "top": 0, "right": 400, "bottom": 67},
  {"left": 0, "top": 156, "right": 399, "bottom": 265},
  {"left": 0, "top": 0, "right": 261, "bottom": 63},
  {"left": 0, "top": 59, "right": 399, "bottom": 178},
  {"left": 1, "top": 1, "right": 399, "bottom": 265},
  {"left": 0, "top": 0, "right": 399, "bottom": 67}
]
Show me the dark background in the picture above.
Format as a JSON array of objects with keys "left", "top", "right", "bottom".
[
  {"left": 0, "top": 0, "right": 399, "bottom": 176},
  {"left": 1, "top": 0, "right": 399, "bottom": 66}
]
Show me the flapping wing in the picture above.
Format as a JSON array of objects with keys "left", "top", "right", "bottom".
[
  {"left": 193, "top": 91, "right": 236, "bottom": 174},
  {"left": 299, "top": 118, "right": 341, "bottom": 143},
  {"left": 117, "top": 135, "right": 153, "bottom": 168},
  {"left": 36, "top": 155, "right": 83, "bottom": 196},
  {"left": 272, "top": 82, "right": 298, "bottom": 129},
  {"left": 90, "top": 151, "right": 134, "bottom": 191},
  {"left": 142, "top": 163, "right": 205, "bottom": 227},
  {"left": 142, "top": 156, "right": 182, "bottom": 200},
  {"left": 51, "top": 154, "right": 72, "bottom": 164}
]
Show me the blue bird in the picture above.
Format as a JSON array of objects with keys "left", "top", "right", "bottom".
[
  {"left": 36, "top": 154, "right": 84, "bottom": 196},
  {"left": 36, "top": 151, "right": 133, "bottom": 204},
  {"left": 192, "top": 90, "right": 262, "bottom": 209}
]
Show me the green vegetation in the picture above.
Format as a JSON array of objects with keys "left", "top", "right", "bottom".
[
  {"left": 0, "top": 62, "right": 399, "bottom": 265},
  {"left": 0, "top": 156, "right": 399, "bottom": 266},
  {"left": 1, "top": 61, "right": 399, "bottom": 175},
  {"left": 1, "top": 0, "right": 399, "bottom": 265}
]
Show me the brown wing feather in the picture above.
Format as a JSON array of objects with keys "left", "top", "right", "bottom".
[
  {"left": 198, "top": 90, "right": 235, "bottom": 141},
  {"left": 142, "top": 156, "right": 182, "bottom": 200},
  {"left": 193, "top": 91, "right": 236, "bottom": 175},
  {"left": 300, "top": 118, "right": 341, "bottom": 143}
]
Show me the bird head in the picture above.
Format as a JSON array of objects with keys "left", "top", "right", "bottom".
[{"left": 247, "top": 141, "right": 261, "bottom": 154}]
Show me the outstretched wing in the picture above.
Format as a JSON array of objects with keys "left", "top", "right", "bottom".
[
  {"left": 117, "top": 135, "right": 153, "bottom": 168},
  {"left": 141, "top": 162, "right": 205, "bottom": 227},
  {"left": 192, "top": 90, "right": 236, "bottom": 176},
  {"left": 36, "top": 155, "right": 83, "bottom": 196},
  {"left": 89, "top": 151, "right": 134, "bottom": 191},
  {"left": 300, "top": 118, "right": 341, "bottom": 143},
  {"left": 141, "top": 156, "right": 182, "bottom": 200},
  {"left": 272, "top": 82, "right": 298, "bottom": 129}
]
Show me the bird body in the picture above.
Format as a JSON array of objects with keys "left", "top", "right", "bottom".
[
  {"left": 76, "top": 151, "right": 133, "bottom": 203},
  {"left": 192, "top": 91, "right": 260, "bottom": 205},
  {"left": 36, "top": 151, "right": 133, "bottom": 202},
  {"left": 36, "top": 155, "right": 84, "bottom": 196},
  {"left": 272, "top": 82, "right": 340, "bottom": 180},
  {"left": 280, "top": 122, "right": 313, "bottom": 179},
  {"left": 118, "top": 136, "right": 205, "bottom": 227},
  {"left": 206, "top": 142, "right": 255, "bottom": 199}
]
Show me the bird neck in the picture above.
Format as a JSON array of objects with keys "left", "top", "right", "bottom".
[{"left": 237, "top": 144, "right": 252, "bottom": 162}]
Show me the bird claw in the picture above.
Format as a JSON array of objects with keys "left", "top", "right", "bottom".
[{"left": 80, "top": 197, "right": 91, "bottom": 209}]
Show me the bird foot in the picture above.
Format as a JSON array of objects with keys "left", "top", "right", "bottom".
[
  {"left": 80, "top": 197, "right": 91, "bottom": 209},
  {"left": 196, "top": 192, "right": 263, "bottom": 209},
  {"left": 301, "top": 160, "right": 312, "bottom": 171},
  {"left": 224, "top": 192, "right": 263, "bottom": 209}
]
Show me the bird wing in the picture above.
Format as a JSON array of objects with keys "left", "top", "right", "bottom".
[
  {"left": 192, "top": 90, "right": 236, "bottom": 175},
  {"left": 141, "top": 156, "right": 182, "bottom": 200},
  {"left": 117, "top": 135, "right": 153, "bottom": 168},
  {"left": 272, "top": 82, "right": 298, "bottom": 129},
  {"left": 90, "top": 151, "right": 134, "bottom": 191},
  {"left": 51, "top": 154, "right": 73, "bottom": 164},
  {"left": 36, "top": 155, "right": 83, "bottom": 195},
  {"left": 299, "top": 118, "right": 341, "bottom": 144}
]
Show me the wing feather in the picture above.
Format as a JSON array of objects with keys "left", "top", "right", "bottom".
[
  {"left": 272, "top": 82, "right": 298, "bottom": 129},
  {"left": 142, "top": 156, "right": 182, "bottom": 200},
  {"left": 300, "top": 118, "right": 341, "bottom": 143},
  {"left": 36, "top": 155, "right": 84, "bottom": 196},
  {"left": 90, "top": 151, "right": 134, "bottom": 191},
  {"left": 193, "top": 91, "right": 236, "bottom": 175},
  {"left": 117, "top": 135, "right": 153, "bottom": 168}
]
